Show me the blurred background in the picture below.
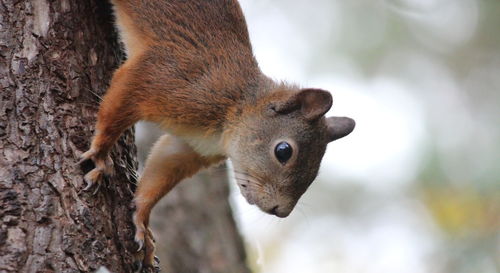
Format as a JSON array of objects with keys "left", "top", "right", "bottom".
[
  {"left": 229, "top": 0, "right": 500, "bottom": 272},
  {"left": 136, "top": 0, "right": 499, "bottom": 272}
]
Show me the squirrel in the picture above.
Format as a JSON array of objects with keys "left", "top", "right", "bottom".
[{"left": 79, "top": 0, "right": 355, "bottom": 267}]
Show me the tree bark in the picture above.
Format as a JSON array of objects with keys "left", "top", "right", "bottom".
[
  {"left": 0, "top": 1, "right": 250, "bottom": 273},
  {"left": 0, "top": 0, "right": 138, "bottom": 272}
]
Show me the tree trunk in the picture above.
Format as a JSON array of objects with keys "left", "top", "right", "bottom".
[
  {"left": 0, "top": 1, "right": 249, "bottom": 273},
  {"left": 0, "top": 0, "right": 138, "bottom": 272}
]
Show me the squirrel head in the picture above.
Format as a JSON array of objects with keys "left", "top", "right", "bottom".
[{"left": 225, "top": 87, "right": 355, "bottom": 217}]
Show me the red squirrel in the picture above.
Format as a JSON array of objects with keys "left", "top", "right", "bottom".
[{"left": 80, "top": 0, "right": 355, "bottom": 267}]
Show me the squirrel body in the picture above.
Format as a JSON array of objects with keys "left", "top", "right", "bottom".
[{"left": 81, "top": 0, "right": 355, "bottom": 267}]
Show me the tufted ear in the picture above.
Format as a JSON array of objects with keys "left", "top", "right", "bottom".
[
  {"left": 326, "top": 116, "right": 355, "bottom": 142},
  {"left": 271, "top": 89, "right": 333, "bottom": 121}
]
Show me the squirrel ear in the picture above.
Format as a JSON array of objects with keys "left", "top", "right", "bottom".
[
  {"left": 272, "top": 89, "right": 333, "bottom": 121},
  {"left": 326, "top": 116, "right": 355, "bottom": 142}
]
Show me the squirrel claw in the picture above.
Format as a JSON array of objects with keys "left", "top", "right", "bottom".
[
  {"left": 92, "top": 181, "right": 102, "bottom": 195},
  {"left": 135, "top": 228, "right": 145, "bottom": 252},
  {"left": 81, "top": 183, "right": 93, "bottom": 193},
  {"left": 81, "top": 168, "right": 103, "bottom": 193},
  {"left": 135, "top": 257, "right": 160, "bottom": 273},
  {"left": 77, "top": 148, "right": 97, "bottom": 165},
  {"left": 136, "top": 239, "right": 144, "bottom": 252},
  {"left": 134, "top": 226, "right": 156, "bottom": 268},
  {"left": 78, "top": 148, "right": 114, "bottom": 194},
  {"left": 75, "top": 156, "right": 89, "bottom": 166}
]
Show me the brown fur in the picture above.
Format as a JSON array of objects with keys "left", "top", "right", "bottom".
[{"left": 80, "top": 0, "right": 355, "bottom": 267}]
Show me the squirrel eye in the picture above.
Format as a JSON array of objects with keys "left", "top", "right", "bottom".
[{"left": 274, "top": 142, "right": 293, "bottom": 163}]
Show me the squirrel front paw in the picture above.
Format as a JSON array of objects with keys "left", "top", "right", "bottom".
[
  {"left": 78, "top": 148, "right": 114, "bottom": 193},
  {"left": 134, "top": 226, "right": 157, "bottom": 269},
  {"left": 134, "top": 212, "right": 157, "bottom": 269}
]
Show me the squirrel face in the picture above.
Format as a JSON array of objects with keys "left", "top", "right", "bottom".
[{"left": 226, "top": 88, "right": 355, "bottom": 217}]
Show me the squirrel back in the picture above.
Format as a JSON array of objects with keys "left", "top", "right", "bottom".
[
  {"left": 111, "top": 0, "right": 267, "bottom": 133},
  {"left": 113, "top": 0, "right": 252, "bottom": 52}
]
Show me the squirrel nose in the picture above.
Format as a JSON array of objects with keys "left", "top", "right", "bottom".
[{"left": 269, "top": 205, "right": 279, "bottom": 216}]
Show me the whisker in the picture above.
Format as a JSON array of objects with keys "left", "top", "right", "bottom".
[
  {"left": 239, "top": 172, "right": 264, "bottom": 183},
  {"left": 234, "top": 177, "right": 272, "bottom": 195},
  {"left": 234, "top": 177, "right": 265, "bottom": 189},
  {"left": 234, "top": 174, "right": 266, "bottom": 188},
  {"left": 235, "top": 177, "right": 263, "bottom": 188}
]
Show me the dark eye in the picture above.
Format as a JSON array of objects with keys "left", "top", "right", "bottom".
[{"left": 274, "top": 142, "right": 293, "bottom": 163}]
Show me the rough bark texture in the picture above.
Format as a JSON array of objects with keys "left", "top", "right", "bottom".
[
  {"left": 0, "top": 1, "right": 250, "bottom": 273},
  {"left": 0, "top": 0, "right": 139, "bottom": 272}
]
